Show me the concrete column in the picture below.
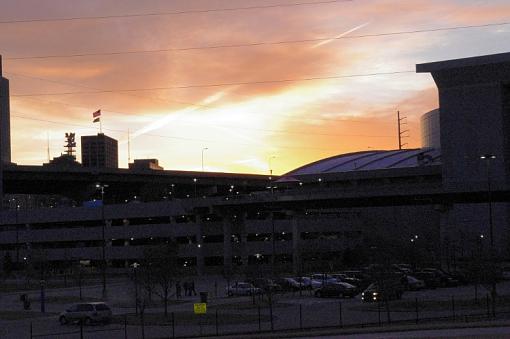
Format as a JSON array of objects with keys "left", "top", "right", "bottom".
[
  {"left": 239, "top": 212, "right": 248, "bottom": 271},
  {"left": 291, "top": 217, "right": 300, "bottom": 275},
  {"left": 222, "top": 216, "right": 233, "bottom": 276},
  {"left": 195, "top": 215, "right": 204, "bottom": 275}
]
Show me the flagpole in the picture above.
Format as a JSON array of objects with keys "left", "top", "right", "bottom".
[
  {"left": 100, "top": 118, "right": 103, "bottom": 134},
  {"left": 46, "top": 132, "right": 50, "bottom": 162},
  {"left": 128, "top": 129, "right": 131, "bottom": 164}
]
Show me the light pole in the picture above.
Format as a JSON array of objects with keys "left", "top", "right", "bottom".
[
  {"left": 201, "top": 147, "right": 208, "bottom": 172},
  {"left": 96, "top": 183, "right": 109, "bottom": 299},
  {"left": 410, "top": 234, "right": 418, "bottom": 270},
  {"left": 15, "top": 202, "right": 20, "bottom": 263},
  {"left": 132, "top": 262, "right": 140, "bottom": 315},
  {"left": 268, "top": 155, "right": 276, "bottom": 176},
  {"left": 480, "top": 154, "right": 496, "bottom": 317}
]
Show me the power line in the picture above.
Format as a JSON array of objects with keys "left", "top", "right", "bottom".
[
  {"left": 11, "top": 112, "right": 352, "bottom": 152},
  {"left": 5, "top": 21, "right": 509, "bottom": 61},
  {"left": 0, "top": 0, "right": 352, "bottom": 25},
  {"left": 11, "top": 106, "right": 393, "bottom": 139},
  {"left": 10, "top": 70, "right": 414, "bottom": 96},
  {"left": 9, "top": 71, "right": 390, "bottom": 126}
]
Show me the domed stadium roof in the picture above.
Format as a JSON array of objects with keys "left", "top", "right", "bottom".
[{"left": 284, "top": 148, "right": 441, "bottom": 176}]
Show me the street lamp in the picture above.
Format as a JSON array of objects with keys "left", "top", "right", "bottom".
[
  {"left": 411, "top": 234, "right": 419, "bottom": 269},
  {"left": 201, "top": 147, "right": 208, "bottom": 172},
  {"left": 480, "top": 154, "right": 496, "bottom": 317},
  {"left": 131, "top": 262, "right": 140, "bottom": 315},
  {"left": 96, "top": 183, "right": 109, "bottom": 300},
  {"left": 193, "top": 178, "right": 198, "bottom": 198},
  {"left": 480, "top": 155, "right": 496, "bottom": 249},
  {"left": 268, "top": 155, "right": 276, "bottom": 176},
  {"left": 15, "top": 203, "right": 20, "bottom": 263}
]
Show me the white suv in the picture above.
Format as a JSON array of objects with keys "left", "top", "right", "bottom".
[{"left": 59, "top": 302, "right": 112, "bottom": 325}]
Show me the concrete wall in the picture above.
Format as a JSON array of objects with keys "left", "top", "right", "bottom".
[{"left": 0, "top": 199, "right": 441, "bottom": 275}]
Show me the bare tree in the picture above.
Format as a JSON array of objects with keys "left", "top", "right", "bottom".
[{"left": 139, "top": 242, "right": 180, "bottom": 317}]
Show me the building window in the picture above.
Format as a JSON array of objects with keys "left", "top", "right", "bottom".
[
  {"left": 202, "top": 235, "right": 224, "bottom": 243},
  {"left": 204, "top": 256, "right": 224, "bottom": 266}
]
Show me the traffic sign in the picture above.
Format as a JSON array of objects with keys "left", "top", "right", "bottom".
[{"left": 194, "top": 303, "right": 207, "bottom": 314}]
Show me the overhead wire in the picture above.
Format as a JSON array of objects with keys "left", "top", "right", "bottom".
[
  {"left": 0, "top": 0, "right": 352, "bottom": 25},
  {"left": 11, "top": 112, "right": 358, "bottom": 152},
  {"left": 9, "top": 70, "right": 415, "bottom": 96},
  {"left": 5, "top": 21, "right": 509, "bottom": 61},
  {"left": 10, "top": 100, "right": 393, "bottom": 139},
  {"left": 8, "top": 72, "right": 393, "bottom": 126}
]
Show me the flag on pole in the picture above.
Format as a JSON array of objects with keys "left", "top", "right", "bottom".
[{"left": 92, "top": 109, "right": 101, "bottom": 123}]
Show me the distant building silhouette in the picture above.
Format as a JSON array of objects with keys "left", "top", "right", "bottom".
[
  {"left": 0, "top": 56, "right": 11, "bottom": 164},
  {"left": 129, "top": 159, "right": 164, "bottom": 171},
  {"left": 420, "top": 108, "right": 440, "bottom": 149},
  {"left": 81, "top": 133, "right": 118, "bottom": 169},
  {"left": 43, "top": 154, "right": 82, "bottom": 169}
]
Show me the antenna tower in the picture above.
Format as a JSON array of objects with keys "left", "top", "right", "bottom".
[
  {"left": 397, "top": 111, "right": 409, "bottom": 150},
  {"left": 64, "top": 132, "right": 77, "bottom": 158}
]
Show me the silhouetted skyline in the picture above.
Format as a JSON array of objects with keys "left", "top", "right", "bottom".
[{"left": 0, "top": 0, "right": 509, "bottom": 173}]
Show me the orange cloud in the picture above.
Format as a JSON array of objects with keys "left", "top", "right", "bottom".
[{"left": 1, "top": 0, "right": 507, "bottom": 173}]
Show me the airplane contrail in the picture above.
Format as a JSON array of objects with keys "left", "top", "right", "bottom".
[
  {"left": 312, "top": 22, "right": 370, "bottom": 48},
  {"left": 129, "top": 91, "right": 227, "bottom": 140}
]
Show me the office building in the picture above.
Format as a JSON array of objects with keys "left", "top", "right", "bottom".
[{"left": 81, "top": 133, "right": 118, "bottom": 169}]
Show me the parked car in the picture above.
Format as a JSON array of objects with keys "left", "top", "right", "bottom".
[
  {"left": 59, "top": 302, "right": 112, "bottom": 325},
  {"left": 405, "top": 275, "right": 425, "bottom": 290},
  {"left": 413, "top": 272, "right": 441, "bottom": 289},
  {"left": 315, "top": 282, "right": 358, "bottom": 298},
  {"left": 275, "top": 278, "right": 305, "bottom": 291},
  {"left": 332, "top": 274, "right": 363, "bottom": 288},
  {"left": 361, "top": 281, "right": 404, "bottom": 302},
  {"left": 421, "top": 268, "right": 459, "bottom": 287},
  {"left": 251, "top": 278, "right": 282, "bottom": 292},
  {"left": 311, "top": 279, "right": 336, "bottom": 289},
  {"left": 226, "top": 282, "right": 262, "bottom": 296},
  {"left": 293, "top": 277, "right": 313, "bottom": 289},
  {"left": 392, "top": 264, "right": 413, "bottom": 274},
  {"left": 330, "top": 273, "right": 347, "bottom": 280},
  {"left": 311, "top": 274, "right": 337, "bottom": 288},
  {"left": 448, "top": 270, "right": 469, "bottom": 285}
]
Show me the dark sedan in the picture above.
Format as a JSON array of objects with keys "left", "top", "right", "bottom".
[{"left": 314, "top": 282, "right": 358, "bottom": 298}]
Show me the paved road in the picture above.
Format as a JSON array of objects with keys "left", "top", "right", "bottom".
[{"left": 320, "top": 326, "right": 510, "bottom": 338}]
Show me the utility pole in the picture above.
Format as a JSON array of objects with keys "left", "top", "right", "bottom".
[
  {"left": 397, "top": 111, "right": 409, "bottom": 150},
  {"left": 96, "top": 183, "right": 109, "bottom": 300}
]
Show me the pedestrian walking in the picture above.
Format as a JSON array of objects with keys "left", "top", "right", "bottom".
[
  {"left": 176, "top": 281, "right": 182, "bottom": 299},
  {"left": 190, "top": 280, "right": 197, "bottom": 296},
  {"left": 183, "top": 281, "right": 189, "bottom": 296}
]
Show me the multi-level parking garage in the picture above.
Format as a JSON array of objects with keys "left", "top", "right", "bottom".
[
  {"left": 1, "top": 52, "right": 510, "bottom": 275},
  {"left": 0, "top": 149, "right": 444, "bottom": 275}
]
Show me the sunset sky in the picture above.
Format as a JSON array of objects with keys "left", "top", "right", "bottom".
[{"left": 1, "top": 0, "right": 509, "bottom": 174}]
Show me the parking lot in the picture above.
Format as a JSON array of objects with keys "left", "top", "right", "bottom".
[{"left": 1, "top": 273, "right": 510, "bottom": 338}]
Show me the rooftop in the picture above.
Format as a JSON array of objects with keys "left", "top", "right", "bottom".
[
  {"left": 284, "top": 148, "right": 441, "bottom": 176},
  {"left": 416, "top": 52, "right": 510, "bottom": 73}
]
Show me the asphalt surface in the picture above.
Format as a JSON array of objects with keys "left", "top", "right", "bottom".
[{"left": 1, "top": 277, "right": 510, "bottom": 338}]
